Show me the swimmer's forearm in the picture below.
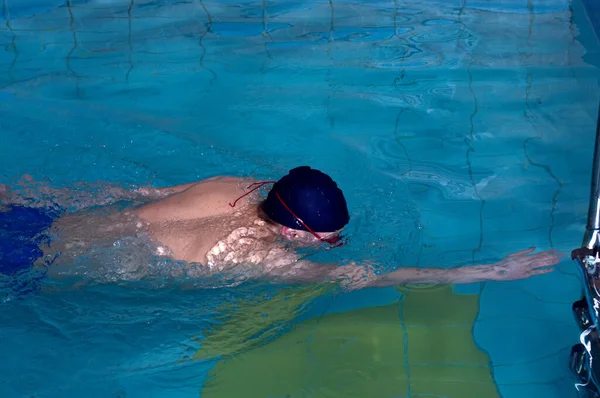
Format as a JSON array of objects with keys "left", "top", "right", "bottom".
[
  {"left": 367, "top": 264, "right": 499, "bottom": 288},
  {"left": 358, "top": 247, "right": 559, "bottom": 288},
  {"left": 2, "top": 176, "right": 169, "bottom": 205}
]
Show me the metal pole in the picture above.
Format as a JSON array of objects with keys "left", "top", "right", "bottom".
[
  {"left": 584, "top": 103, "right": 600, "bottom": 250},
  {"left": 571, "top": 102, "right": 600, "bottom": 396}
]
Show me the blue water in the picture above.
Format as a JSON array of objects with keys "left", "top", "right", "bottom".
[{"left": 1, "top": 0, "right": 599, "bottom": 397}]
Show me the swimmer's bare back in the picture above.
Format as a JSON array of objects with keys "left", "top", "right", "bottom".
[
  {"left": 134, "top": 176, "right": 263, "bottom": 264},
  {"left": 44, "top": 175, "right": 286, "bottom": 276}
]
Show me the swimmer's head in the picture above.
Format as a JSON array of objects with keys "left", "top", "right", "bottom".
[{"left": 262, "top": 166, "right": 350, "bottom": 245}]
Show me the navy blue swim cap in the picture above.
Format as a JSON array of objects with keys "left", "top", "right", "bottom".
[{"left": 262, "top": 166, "right": 350, "bottom": 232}]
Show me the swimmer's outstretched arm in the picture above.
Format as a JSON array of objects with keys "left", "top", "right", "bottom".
[
  {"left": 3, "top": 174, "right": 199, "bottom": 201},
  {"left": 1, "top": 174, "right": 180, "bottom": 206},
  {"left": 328, "top": 247, "right": 563, "bottom": 289}
]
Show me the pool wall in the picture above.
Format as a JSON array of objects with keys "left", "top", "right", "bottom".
[
  {"left": 583, "top": 0, "right": 600, "bottom": 41},
  {"left": 573, "top": 0, "right": 600, "bottom": 122}
]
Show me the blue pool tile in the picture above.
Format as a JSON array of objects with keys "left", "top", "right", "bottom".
[
  {"left": 475, "top": 313, "right": 575, "bottom": 363},
  {"left": 476, "top": 275, "right": 582, "bottom": 398},
  {"left": 452, "top": 282, "right": 482, "bottom": 295},
  {"left": 497, "top": 380, "right": 579, "bottom": 398},
  {"left": 492, "top": 346, "right": 573, "bottom": 385}
]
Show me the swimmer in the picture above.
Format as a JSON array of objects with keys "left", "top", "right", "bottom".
[{"left": 0, "top": 166, "right": 562, "bottom": 289}]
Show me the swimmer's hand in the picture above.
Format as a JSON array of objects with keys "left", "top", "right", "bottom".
[
  {"left": 488, "top": 247, "right": 562, "bottom": 281},
  {"left": 358, "top": 247, "right": 562, "bottom": 289}
]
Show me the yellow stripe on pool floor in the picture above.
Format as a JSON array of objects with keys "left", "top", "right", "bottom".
[{"left": 200, "top": 285, "right": 499, "bottom": 398}]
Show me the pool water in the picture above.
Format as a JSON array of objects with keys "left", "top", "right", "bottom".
[{"left": 1, "top": 0, "right": 599, "bottom": 397}]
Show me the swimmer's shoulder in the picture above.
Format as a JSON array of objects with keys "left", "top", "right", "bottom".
[
  {"left": 158, "top": 176, "right": 254, "bottom": 198},
  {"left": 189, "top": 175, "right": 254, "bottom": 191},
  {"left": 135, "top": 176, "right": 257, "bottom": 223},
  {"left": 163, "top": 176, "right": 255, "bottom": 207}
]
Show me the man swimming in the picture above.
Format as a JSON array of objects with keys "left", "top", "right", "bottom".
[{"left": 0, "top": 166, "right": 562, "bottom": 289}]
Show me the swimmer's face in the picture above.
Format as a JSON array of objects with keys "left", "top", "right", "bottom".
[{"left": 280, "top": 226, "right": 341, "bottom": 246}]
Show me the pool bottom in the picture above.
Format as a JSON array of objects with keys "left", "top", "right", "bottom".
[{"left": 199, "top": 285, "right": 498, "bottom": 398}]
